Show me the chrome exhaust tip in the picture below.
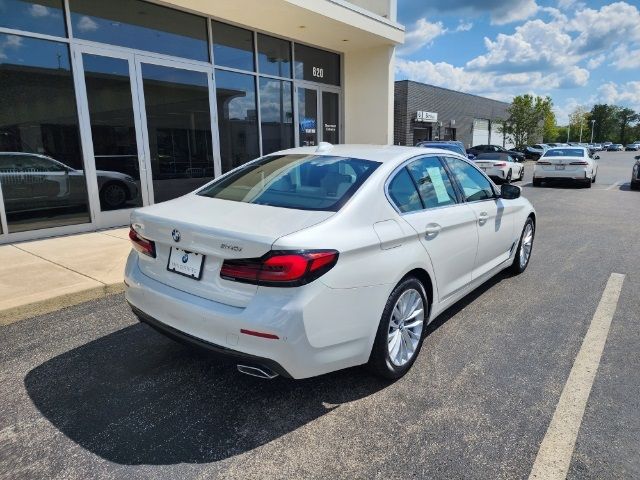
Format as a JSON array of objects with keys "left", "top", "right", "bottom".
[{"left": 237, "top": 364, "right": 279, "bottom": 379}]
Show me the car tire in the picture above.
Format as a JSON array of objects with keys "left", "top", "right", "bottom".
[
  {"left": 506, "top": 170, "right": 512, "bottom": 184},
  {"left": 519, "top": 167, "right": 525, "bottom": 181},
  {"left": 591, "top": 174, "right": 596, "bottom": 183},
  {"left": 100, "top": 182, "right": 128, "bottom": 209},
  {"left": 583, "top": 178, "right": 592, "bottom": 188},
  {"left": 532, "top": 178, "right": 542, "bottom": 187},
  {"left": 510, "top": 217, "right": 535, "bottom": 275},
  {"left": 630, "top": 182, "right": 639, "bottom": 191},
  {"left": 368, "top": 277, "right": 428, "bottom": 380}
]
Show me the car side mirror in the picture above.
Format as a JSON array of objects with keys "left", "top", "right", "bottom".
[
  {"left": 467, "top": 154, "right": 475, "bottom": 160},
  {"left": 635, "top": 155, "right": 640, "bottom": 160},
  {"left": 501, "top": 183, "right": 521, "bottom": 200},
  {"left": 594, "top": 155, "right": 600, "bottom": 160}
]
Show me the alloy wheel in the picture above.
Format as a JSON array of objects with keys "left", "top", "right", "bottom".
[
  {"left": 519, "top": 222, "right": 534, "bottom": 269},
  {"left": 388, "top": 288, "right": 424, "bottom": 367}
]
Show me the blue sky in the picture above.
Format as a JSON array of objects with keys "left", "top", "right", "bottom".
[{"left": 395, "top": 0, "right": 640, "bottom": 124}]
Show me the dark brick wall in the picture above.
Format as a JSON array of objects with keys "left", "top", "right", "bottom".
[{"left": 394, "top": 80, "right": 511, "bottom": 148}]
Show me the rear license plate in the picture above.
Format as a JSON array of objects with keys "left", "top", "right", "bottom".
[
  {"left": 167, "top": 247, "right": 204, "bottom": 280},
  {"left": 555, "top": 165, "right": 565, "bottom": 170}
]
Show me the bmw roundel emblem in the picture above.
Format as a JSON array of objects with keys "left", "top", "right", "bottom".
[
  {"left": 181, "top": 253, "right": 189, "bottom": 263},
  {"left": 171, "top": 229, "right": 181, "bottom": 242}
]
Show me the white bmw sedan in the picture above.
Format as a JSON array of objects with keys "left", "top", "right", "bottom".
[
  {"left": 533, "top": 146, "right": 599, "bottom": 187},
  {"left": 125, "top": 144, "right": 536, "bottom": 380}
]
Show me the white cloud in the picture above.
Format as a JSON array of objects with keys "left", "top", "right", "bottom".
[
  {"left": 398, "top": 19, "right": 447, "bottom": 55},
  {"left": 586, "top": 54, "right": 605, "bottom": 69},
  {"left": 490, "top": 0, "right": 539, "bottom": 25},
  {"left": 417, "top": 0, "right": 539, "bottom": 26},
  {"left": 29, "top": 4, "right": 51, "bottom": 17},
  {"left": 596, "top": 81, "right": 640, "bottom": 110},
  {"left": 454, "top": 21, "right": 473, "bottom": 32},
  {"left": 0, "top": 34, "right": 23, "bottom": 60},
  {"left": 76, "top": 16, "right": 98, "bottom": 32}
]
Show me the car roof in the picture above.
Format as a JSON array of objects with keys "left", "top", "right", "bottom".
[{"left": 269, "top": 144, "right": 466, "bottom": 164}]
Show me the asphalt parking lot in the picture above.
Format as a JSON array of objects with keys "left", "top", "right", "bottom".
[{"left": 1, "top": 151, "right": 638, "bottom": 479}]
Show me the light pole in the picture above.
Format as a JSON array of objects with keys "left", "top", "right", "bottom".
[
  {"left": 579, "top": 122, "right": 583, "bottom": 143},
  {"left": 590, "top": 119, "right": 595, "bottom": 144}
]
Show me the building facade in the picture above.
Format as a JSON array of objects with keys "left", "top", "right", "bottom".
[
  {"left": 0, "top": 0, "right": 403, "bottom": 243},
  {"left": 394, "top": 80, "right": 513, "bottom": 150}
]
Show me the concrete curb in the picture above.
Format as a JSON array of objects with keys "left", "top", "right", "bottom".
[{"left": 0, "top": 283, "right": 125, "bottom": 327}]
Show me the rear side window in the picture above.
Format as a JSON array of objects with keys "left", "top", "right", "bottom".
[
  {"left": 197, "top": 154, "right": 380, "bottom": 212},
  {"left": 387, "top": 168, "right": 423, "bottom": 213}
]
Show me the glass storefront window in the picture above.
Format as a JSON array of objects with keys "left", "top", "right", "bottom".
[
  {"left": 0, "top": 34, "right": 90, "bottom": 233},
  {"left": 294, "top": 44, "right": 340, "bottom": 86},
  {"left": 258, "top": 34, "right": 291, "bottom": 78},
  {"left": 259, "top": 79, "right": 293, "bottom": 155},
  {"left": 215, "top": 70, "right": 260, "bottom": 173},
  {"left": 141, "top": 64, "right": 215, "bottom": 204},
  {"left": 212, "top": 21, "right": 255, "bottom": 72},
  {"left": 69, "top": 0, "right": 209, "bottom": 62},
  {"left": 83, "top": 54, "right": 142, "bottom": 211},
  {"left": 0, "top": 0, "right": 66, "bottom": 37}
]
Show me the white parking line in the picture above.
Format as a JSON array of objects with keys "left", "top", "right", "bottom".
[
  {"left": 529, "top": 273, "right": 626, "bottom": 480},
  {"left": 605, "top": 181, "right": 622, "bottom": 191}
]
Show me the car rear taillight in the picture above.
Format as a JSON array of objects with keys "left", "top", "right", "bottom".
[
  {"left": 129, "top": 226, "right": 156, "bottom": 258},
  {"left": 220, "top": 250, "right": 339, "bottom": 287},
  {"left": 493, "top": 162, "right": 507, "bottom": 167},
  {"left": 537, "top": 161, "right": 552, "bottom": 165},
  {"left": 570, "top": 161, "right": 588, "bottom": 165}
]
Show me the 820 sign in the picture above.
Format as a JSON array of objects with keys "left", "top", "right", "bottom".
[{"left": 312, "top": 66, "right": 324, "bottom": 79}]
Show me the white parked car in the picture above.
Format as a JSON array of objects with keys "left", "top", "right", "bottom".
[
  {"left": 533, "top": 146, "right": 599, "bottom": 188},
  {"left": 125, "top": 144, "right": 536, "bottom": 380},
  {"left": 473, "top": 153, "right": 525, "bottom": 183}
]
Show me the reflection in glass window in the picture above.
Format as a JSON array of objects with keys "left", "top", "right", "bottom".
[
  {"left": 83, "top": 54, "right": 142, "bottom": 211},
  {"left": 0, "top": 34, "right": 90, "bottom": 233},
  {"left": 198, "top": 154, "right": 380, "bottom": 212},
  {"left": 298, "top": 88, "right": 317, "bottom": 147},
  {"left": 294, "top": 44, "right": 340, "bottom": 86},
  {"left": 406, "top": 156, "right": 457, "bottom": 208},
  {"left": 259, "top": 79, "right": 293, "bottom": 155},
  {"left": 388, "top": 168, "right": 422, "bottom": 213},
  {"left": 0, "top": 0, "right": 66, "bottom": 37},
  {"left": 215, "top": 70, "right": 260, "bottom": 173},
  {"left": 444, "top": 157, "right": 495, "bottom": 202},
  {"left": 141, "top": 64, "right": 214, "bottom": 204},
  {"left": 257, "top": 34, "right": 291, "bottom": 78},
  {"left": 212, "top": 21, "right": 254, "bottom": 72},
  {"left": 69, "top": 0, "right": 209, "bottom": 61}
]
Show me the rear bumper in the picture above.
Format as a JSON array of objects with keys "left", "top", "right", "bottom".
[
  {"left": 130, "top": 305, "right": 292, "bottom": 377},
  {"left": 124, "top": 251, "right": 389, "bottom": 379},
  {"left": 533, "top": 168, "right": 589, "bottom": 181}
]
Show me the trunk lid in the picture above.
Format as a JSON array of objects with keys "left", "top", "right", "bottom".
[
  {"left": 131, "top": 194, "right": 333, "bottom": 307},
  {"left": 538, "top": 156, "right": 586, "bottom": 172}
]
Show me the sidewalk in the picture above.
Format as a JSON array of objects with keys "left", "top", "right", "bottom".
[{"left": 0, "top": 228, "right": 131, "bottom": 325}]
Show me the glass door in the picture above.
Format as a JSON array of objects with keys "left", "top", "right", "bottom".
[
  {"left": 135, "top": 57, "right": 217, "bottom": 204},
  {"left": 296, "top": 85, "right": 340, "bottom": 147},
  {"left": 297, "top": 87, "right": 318, "bottom": 146},
  {"left": 74, "top": 45, "right": 150, "bottom": 228}
]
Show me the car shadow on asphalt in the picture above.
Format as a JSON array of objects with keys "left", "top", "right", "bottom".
[{"left": 24, "top": 323, "right": 390, "bottom": 465}]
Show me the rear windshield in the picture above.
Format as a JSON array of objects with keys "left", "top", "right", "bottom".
[
  {"left": 543, "top": 149, "right": 585, "bottom": 157},
  {"left": 197, "top": 154, "right": 380, "bottom": 211}
]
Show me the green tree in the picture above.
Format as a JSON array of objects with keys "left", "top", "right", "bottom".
[
  {"left": 568, "top": 106, "right": 589, "bottom": 142},
  {"left": 543, "top": 108, "right": 557, "bottom": 142},
  {"left": 616, "top": 108, "right": 639, "bottom": 145},
  {"left": 503, "top": 94, "right": 553, "bottom": 147},
  {"left": 589, "top": 104, "right": 619, "bottom": 143}
]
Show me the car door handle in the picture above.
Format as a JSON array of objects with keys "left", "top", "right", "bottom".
[
  {"left": 424, "top": 223, "right": 442, "bottom": 236},
  {"left": 478, "top": 212, "right": 489, "bottom": 223}
]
